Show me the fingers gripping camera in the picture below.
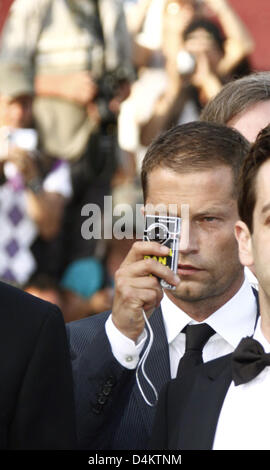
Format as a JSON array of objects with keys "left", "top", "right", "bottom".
[{"left": 144, "top": 215, "right": 181, "bottom": 290}]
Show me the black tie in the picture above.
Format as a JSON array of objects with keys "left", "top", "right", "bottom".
[
  {"left": 232, "top": 336, "right": 270, "bottom": 386},
  {"left": 177, "top": 324, "right": 215, "bottom": 378}
]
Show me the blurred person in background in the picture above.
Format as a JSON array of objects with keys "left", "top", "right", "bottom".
[
  {"left": 119, "top": 0, "right": 200, "bottom": 175},
  {"left": 117, "top": 0, "right": 201, "bottom": 216},
  {"left": 0, "top": 64, "right": 72, "bottom": 287},
  {"left": 60, "top": 256, "right": 113, "bottom": 322},
  {"left": 119, "top": 0, "right": 253, "bottom": 165},
  {"left": 0, "top": 0, "right": 133, "bottom": 171},
  {"left": 140, "top": 0, "right": 254, "bottom": 146},
  {"left": 0, "top": 0, "right": 134, "bottom": 276},
  {"left": 24, "top": 272, "right": 64, "bottom": 309},
  {"left": 124, "top": 0, "right": 201, "bottom": 69},
  {"left": 24, "top": 257, "right": 114, "bottom": 323}
]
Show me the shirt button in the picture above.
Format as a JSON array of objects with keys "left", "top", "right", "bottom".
[{"left": 125, "top": 355, "right": 134, "bottom": 363}]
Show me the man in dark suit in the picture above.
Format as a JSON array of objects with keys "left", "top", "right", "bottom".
[
  {"left": 150, "top": 124, "right": 270, "bottom": 450},
  {"left": 0, "top": 280, "right": 76, "bottom": 449},
  {"left": 67, "top": 122, "right": 259, "bottom": 450}
]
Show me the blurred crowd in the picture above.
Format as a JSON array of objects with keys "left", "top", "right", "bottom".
[{"left": 0, "top": 0, "right": 255, "bottom": 322}]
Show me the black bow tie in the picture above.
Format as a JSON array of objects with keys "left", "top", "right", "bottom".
[{"left": 232, "top": 336, "right": 270, "bottom": 386}]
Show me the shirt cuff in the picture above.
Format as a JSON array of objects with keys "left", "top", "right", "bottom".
[{"left": 105, "top": 314, "right": 147, "bottom": 369}]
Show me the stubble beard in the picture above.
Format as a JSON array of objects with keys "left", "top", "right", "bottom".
[{"left": 169, "top": 265, "right": 244, "bottom": 305}]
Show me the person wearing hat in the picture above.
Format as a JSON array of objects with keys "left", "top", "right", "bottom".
[{"left": 0, "top": 64, "right": 33, "bottom": 129}]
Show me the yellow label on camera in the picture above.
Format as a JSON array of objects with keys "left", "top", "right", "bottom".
[{"left": 144, "top": 249, "right": 173, "bottom": 267}]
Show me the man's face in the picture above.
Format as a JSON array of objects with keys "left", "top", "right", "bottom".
[
  {"left": 146, "top": 166, "right": 243, "bottom": 305},
  {"left": 228, "top": 100, "right": 270, "bottom": 143},
  {"left": 239, "top": 160, "right": 270, "bottom": 300},
  {"left": 0, "top": 94, "right": 33, "bottom": 128},
  {"left": 184, "top": 28, "right": 223, "bottom": 72}
]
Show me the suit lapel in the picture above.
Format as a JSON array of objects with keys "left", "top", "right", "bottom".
[
  {"left": 176, "top": 288, "right": 259, "bottom": 449},
  {"left": 133, "top": 306, "right": 171, "bottom": 435},
  {"left": 177, "top": 354, "right": 232, "bottom": 450},
  {"left": 252, "top": 287, "right": 260, "bottom": 333}
]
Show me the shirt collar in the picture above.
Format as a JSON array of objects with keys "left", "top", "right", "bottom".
[
  {"left": 161, "top": 276, "right": 257, "bottom": 348},
  {"left": 253, "top": 317, "right": 270, "bottom": 353}
]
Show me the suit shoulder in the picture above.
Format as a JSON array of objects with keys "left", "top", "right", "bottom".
[
  {"left": 67, "top": 309, "right": 111, "bottom": 333},
  {"left": 0, "top": 282, "right": 66, "bottom": 359},
  {"left": 66, "top": 310, "right": 111, "bottom": 356},
  {"left": 0, "top": 281, "right": 62, "bottom": 324}
]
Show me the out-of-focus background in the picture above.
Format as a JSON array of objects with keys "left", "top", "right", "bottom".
[
  {"left": 228, "top": 0, "right": 270, "bottom": 71},
  {"left": 0, "top": 0, "right": 268, "bottom": 322}
]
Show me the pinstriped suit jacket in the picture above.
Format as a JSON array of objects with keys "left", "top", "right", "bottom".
[
  {"left": 66, "top": 288, "right": 259, "bottom": 450},
  {"left": 66, "top": 307, "right": 170, "bottom": 450},
  {"left": 67, "top": 309, "right": 170, "bottom": 450}
]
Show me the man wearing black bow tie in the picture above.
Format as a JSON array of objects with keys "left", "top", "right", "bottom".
[{"left": 150, "top": 124, "right": 270, "bottom": 450}]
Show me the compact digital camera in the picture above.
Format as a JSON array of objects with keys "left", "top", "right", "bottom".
[
  {"left": 176, "top": 50, "right": 196, "bottom": 76},
  {"left": 143, "top": 214, "right": 181, "bottom": 290},
  {"left": 0, "top": 128, "right": 38, "bottom": 159}
]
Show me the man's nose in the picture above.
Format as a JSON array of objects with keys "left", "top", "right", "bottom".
[{"left": 179, "top": 219, "right": 199, "bottom": 254}]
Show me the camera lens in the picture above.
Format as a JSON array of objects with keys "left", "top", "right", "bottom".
[
  {"left": 176, "top": 50, "right": 196, "bottom": 75},
  {"left": 146, "top": 223, "right": 169, "bottom": 244}
]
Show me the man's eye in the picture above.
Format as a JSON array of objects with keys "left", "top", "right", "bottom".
[{"left": 203, "top": 217, "right": 217, "bottom": 222}]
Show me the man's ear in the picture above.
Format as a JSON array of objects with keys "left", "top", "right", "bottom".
[{"left": 235, "top": 220, "right": 254, "bottom": 267}]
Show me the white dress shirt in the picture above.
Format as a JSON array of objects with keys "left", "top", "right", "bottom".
[
  {"left": 245, "top": 266, "right": 258, "bottom": 291},
  {"left": 105, "top": 277, "right": 257, "bottom": 377},
  {"left": 213, "top": 317, "right": 270, "bottom": 450}
]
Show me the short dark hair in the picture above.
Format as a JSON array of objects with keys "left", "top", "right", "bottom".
[
  {"left": 24, "top": 273, "right": 60, "bottom": 291},
  {"left": 200, "top": 72, "right": 270, "bottom": 125},
  {"left": 141, "top": 121, "right": 250, "bottom": 200},
  {"left": 183, "top": 18, "right": 225, "bottom": 54},
  {"left": 238, "top": 124, "right": 270, "bottom": 232}
]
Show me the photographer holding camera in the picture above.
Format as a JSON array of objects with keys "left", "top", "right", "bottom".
[
  {"left": 140, "top": 0, "right": 253, "bottom": 146},
  {"left": 0, "top": 0, "right": 134, "bottom": 266},
  {"left": 0, "top": 64, "right": 72, "bottom": 286}
]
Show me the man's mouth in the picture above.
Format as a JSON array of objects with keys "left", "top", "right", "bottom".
[{"left": 177, "top": 264, "right": 203, "bottom": 275}]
